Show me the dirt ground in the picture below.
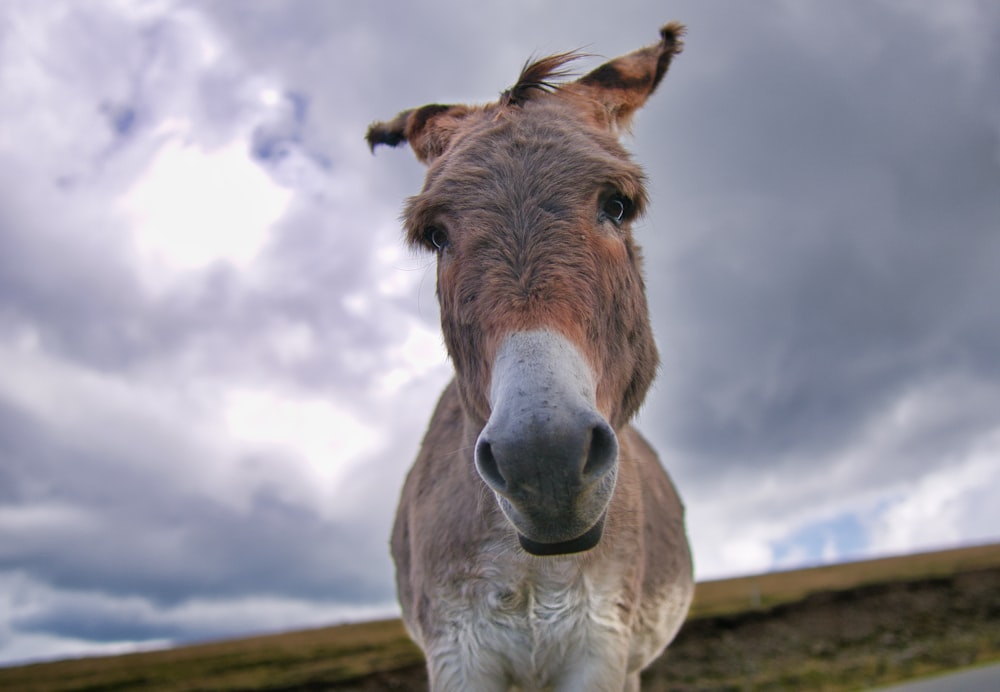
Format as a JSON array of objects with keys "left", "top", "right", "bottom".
[{"left": 331, "top": 567, "right": 1000, "bottom": 691}]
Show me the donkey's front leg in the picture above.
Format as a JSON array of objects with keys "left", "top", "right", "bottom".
[
  {"left": 553, "top": 646, "right": 632, "bottom": 692},
  {"left": 425, "top": 642, "right": 512, "bottom": 692}
]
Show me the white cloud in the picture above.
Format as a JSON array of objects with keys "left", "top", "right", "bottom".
[
  {"left": 119, "top": 132, "right": 293, "bottom": 279},
  {"left": 0, "top": 503, "right": 97, "bottom": 538},
  {"left": 0, "top": 340, "right": 225, "bottom": 483},
  {"left": 0, "top": 571, "right": 397, "bottom": 666},
  {"left": 867, "top": 429, "right": 1000, "bottom": 554},
  {"left": 2, "top": 0, "right": 1000, "bottom": 668},
  {"left": 377, "top": 319, "right": 448, "bottom": 396},
  {"left": 691, "top": 525, "right": 777, "bottom": 580},
  {"left": 223, "top": 386, "right": 382, "bottom": 493},
  {"left": 267, "top": 320, "right": 318, "bottom": 365},
  {"left": 0, "top": 631, "right": 173, "bottom": 668},
  {"left": 683, "top": 371, "right": 1000, "bottom": 580}
]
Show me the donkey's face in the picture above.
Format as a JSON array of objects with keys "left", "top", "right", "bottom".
[
  {"left": 369, "top": 25, "right": 684, "bottom": 555},
  {"left": 407, "top": 106, "right": 658, "bottom": 427}
]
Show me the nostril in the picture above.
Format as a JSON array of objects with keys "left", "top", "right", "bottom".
[
  {"left": 475, "top": 437, "right": 508, "bottom": 493},
  {"left": 582, "top": 420, "right": 618, "bottom": 481}
]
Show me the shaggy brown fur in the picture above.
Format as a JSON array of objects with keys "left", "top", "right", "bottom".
[{"left": 368, "top": 23, "right": 692, "bottom": 691}]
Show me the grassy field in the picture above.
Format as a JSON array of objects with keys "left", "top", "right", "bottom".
[
  {"left": 0, "top": 619, "right": 423, "bottom": 692},
  {"left": 688, "top": 540, "right": 1000, "bottom": 618},
  {"left": 652, "top": 555, "right": 1000, "bottom": 690},
  {"left": 2, "top": 542, "right": 999, "bottom": 691}
]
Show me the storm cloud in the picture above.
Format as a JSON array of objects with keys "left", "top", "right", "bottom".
[{"left": 1, "top": 0, "right": 999, "bottom": 665}]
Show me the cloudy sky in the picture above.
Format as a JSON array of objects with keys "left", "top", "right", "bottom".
[{"left": 1, "top": 0, "right": 999, "bottom": 667}]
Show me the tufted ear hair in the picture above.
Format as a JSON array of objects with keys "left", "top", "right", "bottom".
[
  {"left": 567, "top": 22, "right": 685, "bottom": 131},
  {"left": 366, "top": 103, "right": 475, "bottom": 164},
  {"left": 367, "top": 23, "right": 685, "bottom": 160}
]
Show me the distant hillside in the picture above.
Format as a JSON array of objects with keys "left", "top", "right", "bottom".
[{"left": 2, "top": 543, "right": 999, "bottom": 691}]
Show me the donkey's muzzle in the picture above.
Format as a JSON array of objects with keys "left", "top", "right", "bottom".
[{"left": 474, "top": 330, "right": 619, "bottom": 555}]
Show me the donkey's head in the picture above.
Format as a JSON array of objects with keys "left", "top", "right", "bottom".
[{"left": 369, "top": 24, "right": 683, "bottom": 556}]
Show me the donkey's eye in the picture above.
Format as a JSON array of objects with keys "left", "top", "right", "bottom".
[
  {"left": 599, "top": 194, "right": 632, "bottom": 226},
  {"left": 425, "top": 226, "right": 450, "bottom": 252}
]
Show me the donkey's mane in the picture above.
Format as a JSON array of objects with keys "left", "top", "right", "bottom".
[{"left": 500, "top": 51, "right": 587, "bottom": 107}]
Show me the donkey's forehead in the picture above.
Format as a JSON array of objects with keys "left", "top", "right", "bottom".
[{"left": 421, "top": 103, "right": 645, "bottom": 198}]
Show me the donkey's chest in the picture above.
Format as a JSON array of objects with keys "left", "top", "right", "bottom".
[
  {"left": 483, "top": 568, "right": 627, "bottom": 640},
  {"left": 426, "top": 557, "right": 635, "bottom": 687}
]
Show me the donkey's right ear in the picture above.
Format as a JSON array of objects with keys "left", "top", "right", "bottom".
[
  {"left": 568, "top": 22, "right": 685, "bottom": 132},
  {"left": 366, "top": 103, "right": 473, "bottom": 164}
]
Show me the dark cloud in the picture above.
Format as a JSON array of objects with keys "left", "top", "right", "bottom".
[
  {"left": 0, "top": 391, "right": 395, "bottom": 649},
  {"left": 2, "top": 0, "right": 999, "bottom": 665},
  {"left": 636, "top": 2, "right": 1000, "bottom": 485},
  {"left": 15, "top": 607, "right": 189, "bottom": 645}
]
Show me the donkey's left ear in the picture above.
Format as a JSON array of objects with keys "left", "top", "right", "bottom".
[
  {"left": 366, "top": 103, "right": 474, "bottom": 164},
  {"left": 569, "top": 22, "right": 685, "bottom": 131}
]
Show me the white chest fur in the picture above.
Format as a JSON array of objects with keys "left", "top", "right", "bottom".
[{"left": 420, "top": 551, "right": 637, "bottom": 691}]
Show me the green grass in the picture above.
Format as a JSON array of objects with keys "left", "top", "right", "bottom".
[{"left": 2, "top": 542, "right": 998, "bottom": 691}]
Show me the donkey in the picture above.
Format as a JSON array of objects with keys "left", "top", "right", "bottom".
[{"left": 367, "top": 23, "right": 693, "bottom": 692}]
